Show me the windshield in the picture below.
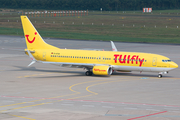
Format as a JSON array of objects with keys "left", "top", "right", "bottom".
[{"left": 162, "top": 60, "right": 171, "bottom": 62}]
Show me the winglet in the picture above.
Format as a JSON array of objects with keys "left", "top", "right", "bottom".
[
  {"left": 27, "top": 50, "right": 36, "bottom": 67},
  {"left": 110, "top": 41, "right": 118, "bottom": 51}
]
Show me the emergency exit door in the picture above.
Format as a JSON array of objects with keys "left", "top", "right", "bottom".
[{"left": 152, "top": 57, "right": 157, "bottom": 66}]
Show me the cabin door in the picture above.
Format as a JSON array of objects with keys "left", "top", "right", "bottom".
[
  {"left": 152, "top": 57, "right": 157, "bottom": 66},
  {"left": 97, "top": 56, "right": 105, "bottom": 62},
  {"left": 43, "top": 52, "right": 46, "bottom": 61}
]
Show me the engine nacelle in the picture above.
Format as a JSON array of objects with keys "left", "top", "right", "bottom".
[{"left": 92, "top": 66, "right": 112, "bottom": 75}]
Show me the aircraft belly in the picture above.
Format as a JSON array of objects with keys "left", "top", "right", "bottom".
[{"left": 112, "top": 65, "right": 174, "bottom": 72}]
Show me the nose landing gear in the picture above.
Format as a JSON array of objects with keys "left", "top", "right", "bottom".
[
  {"left": 158, "top": 74, "right": 162, "bottom": 78},
  {"left": 158, "top": 71, "right": 168, "bottom": 78}
]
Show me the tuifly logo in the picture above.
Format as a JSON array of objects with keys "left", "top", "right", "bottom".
[
  {"left": 25, "top": 32, "right": 37, "bottom": 43},
  {"left": 94, "top": 68, "right": 106, "bottom": 72},
  {"left": 114, "top": 54, "right": 145, "bottom": 67}
]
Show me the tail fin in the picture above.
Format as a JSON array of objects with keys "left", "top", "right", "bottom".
[{"left": 21, "top": 16, "right": 58, "bottom": 50}]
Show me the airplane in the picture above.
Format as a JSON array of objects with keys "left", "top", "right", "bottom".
[{"left": 21, "top": 16, "right": 178, "bottom": 78}]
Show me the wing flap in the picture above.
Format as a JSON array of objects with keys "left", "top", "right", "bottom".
[{"left": 41, "top": 61, "right": 109, "bottom": 69}]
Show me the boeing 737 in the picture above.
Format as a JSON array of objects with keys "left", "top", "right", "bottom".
[{"left": 21, "top": 16, "right": 178, "bottom": 78}]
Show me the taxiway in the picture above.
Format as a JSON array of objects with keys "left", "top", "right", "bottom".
[{"left": 0, "top": 35, "right": 180, "bottom": 120}]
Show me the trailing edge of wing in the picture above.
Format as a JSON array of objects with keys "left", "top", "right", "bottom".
[
  {"left": 110, "top": 41, "right": 118, "bottom": 51},
  {"left": 28, "top": 61, "right": 36, "bottom": 67},
  {"left": 41, "top": 61, "right": 94, "bottom": 67},
  {"left": 41, "top": 61, "right": 109, "bottom": 68}
]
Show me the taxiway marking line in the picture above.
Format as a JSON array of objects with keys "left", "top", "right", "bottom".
[
  {"left": 0, "top": 79, "right": 119, "bottom": 120},
  {"left": 65, "top": 94, "right": 95, "bottom": 100},
  {"left": 9, "top": 114, "right": 35, "bottom": 120},
  {"left": 127, "top": 111, "right": 167, "bottom": 120},
  {"left": 86, "top": 79, "right": 139, "bottom": 95},
  {"left": 69, "top": 79, "right": 111, "bottom": 93},
  {"left": 0, "top": 93, "right": 78, "bottom": 109},
  {"left": 0, "top": 79, "right": 108, "bottom": 109},
  {"left": 17, "top": 73, "right": 53, "bottom": 78},
  {"left": 0, "top": 94, "right": 97, "bottom": 114},
  {"left": 0, "top": 77, "right": 160, "bottom": 110},
  {"left": 0, "top": 77, "right": 160, "bottom": 120},
  {"left": 0, "top": 99, "right": 44, "bottom": 108},
  {"left": 0, "top": 79, "right": 114, "bottom": 115}
]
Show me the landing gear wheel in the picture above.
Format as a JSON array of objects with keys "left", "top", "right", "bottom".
[
  {"left": 85, "top": 71, "right": 92, "bottom": 76},
  {"left": 158, "top": 74, "right": 162, "bottom": 78}
]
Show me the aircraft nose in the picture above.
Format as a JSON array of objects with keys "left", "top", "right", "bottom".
[{"left": 171, "top": 62, "right": 178, "bottom": 68}]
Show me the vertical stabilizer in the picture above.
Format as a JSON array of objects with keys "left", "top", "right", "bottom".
[{"left": 21, "top": 16, "right": 58, "bottom": 50}]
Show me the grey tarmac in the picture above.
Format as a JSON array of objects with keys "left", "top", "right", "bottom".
[{"left": 0, "top": 35, "right": 180, "bottom": 120}]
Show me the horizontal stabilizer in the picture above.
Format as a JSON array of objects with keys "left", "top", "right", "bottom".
[
  {"left": 27, "top": 50, "right": 36, "bottom": 67},
  {"left": 28, "top": 61, "right": 36, "bottom": 67}
]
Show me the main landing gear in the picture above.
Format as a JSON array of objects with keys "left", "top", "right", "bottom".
[{"left": 85, "top": 71, "right": 92, "bottom": 76}]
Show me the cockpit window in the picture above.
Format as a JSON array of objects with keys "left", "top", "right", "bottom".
[{"left": 162, "top": 60, "right": 171, "bottom": 62}]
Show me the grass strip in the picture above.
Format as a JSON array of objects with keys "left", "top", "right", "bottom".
[{"left": 0, "top": 27, "right": 179, "bottom": 44}]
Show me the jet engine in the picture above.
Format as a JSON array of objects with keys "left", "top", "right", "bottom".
[{"left": 92, "top": 66, "right": 112, "bottom": 75}]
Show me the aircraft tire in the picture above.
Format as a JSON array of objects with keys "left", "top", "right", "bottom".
[
  {"left": 158, "top": 74, "right": 162, "bottom": 78},
  {"left": 85, "top": 71, "right": 92, "bottom": 76}
]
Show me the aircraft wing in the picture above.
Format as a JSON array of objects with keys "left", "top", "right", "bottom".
[
  {"left": 79, "top": 48, "right": 104, "bottom": 51},
  {"left": 110, "top": 41, "right": 118, "bottom": 51},
  {"left": 26, "top": 49, "right": 109, "bottom": 68},
  {"left": 41, "top": 61, "right": 109, "bottom": 69}
]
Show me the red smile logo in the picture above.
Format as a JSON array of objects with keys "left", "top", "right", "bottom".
[{"left": 25, "top": 32, "right": 37, "bottom": 43}]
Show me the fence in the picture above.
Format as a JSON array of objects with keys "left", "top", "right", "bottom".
[
  {"left": 22, "top": 10, "right": 88, "bottom": 17},
  {"left": 3, "top": 19, "right": 180, "bottom": 29}
]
